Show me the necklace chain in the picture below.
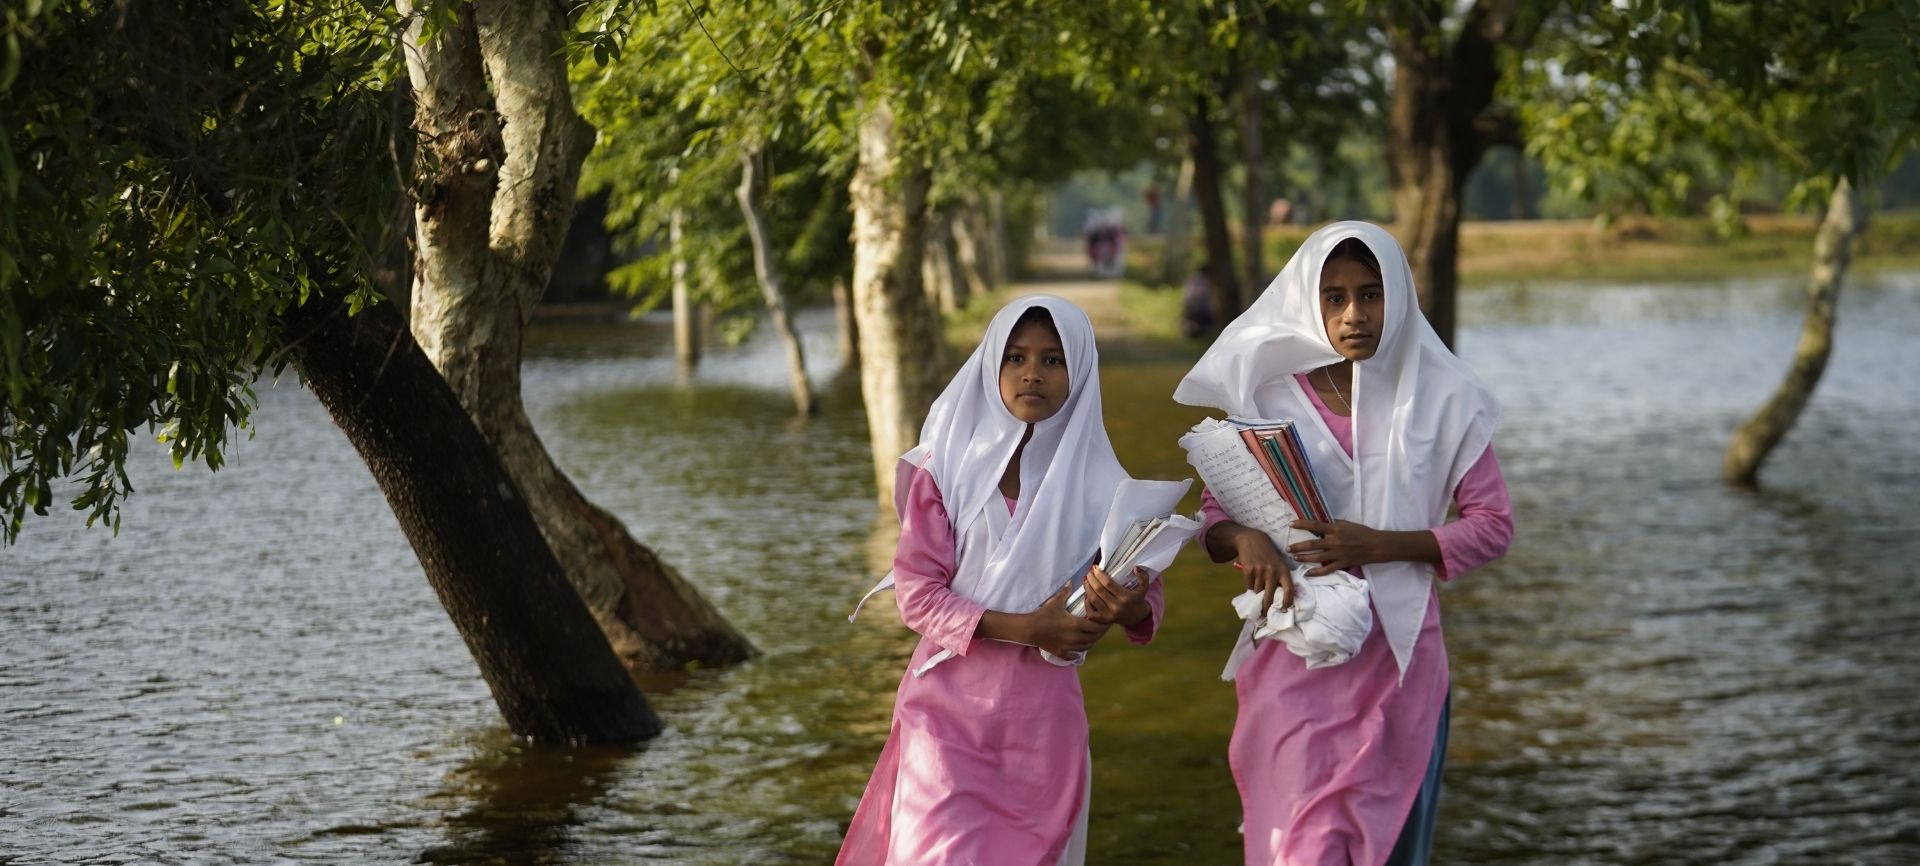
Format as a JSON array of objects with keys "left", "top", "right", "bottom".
[{"left": 1321, "top": 366, "right": 1351, "bottom": 413}]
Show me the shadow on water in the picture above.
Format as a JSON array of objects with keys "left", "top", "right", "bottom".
[{"left": 4, "top": 280, "right": 1920, "bottom": 864}]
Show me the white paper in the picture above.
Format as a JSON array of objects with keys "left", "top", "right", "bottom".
[
  {"left": 1097, "top": 478, "right": 1193, "bottom": 562},
  {"left": 1177, "top": 418, "right": 1317, "bottom": 552},
  {"left": 1042, "top": 480, "right": 1203, "bottom": 666}
]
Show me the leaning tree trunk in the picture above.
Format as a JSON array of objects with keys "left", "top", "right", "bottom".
[
  {"left": 1163, "top": 153, "right": 1195, "bottom": 286},
  {"left": 397, "top": 0, "right": 754, "bottom": 674},
  {"left": 1723, "top": 177, "right": 1865, "bottom": 486},
  {"left": 283, "top": 294, "right": 661, "bottom": 744},
  {"left": 1239, "top": 70, "right": 1267, "bottom": 307},
  {"left": 736, "top": 147, "right": 818, "bottom": 416},
  {"left": 1189, "top": 92, "right": 1241, "bottom": 324},
  {"left": 850, "top": 92, "right": 942, "bottom": 504}
]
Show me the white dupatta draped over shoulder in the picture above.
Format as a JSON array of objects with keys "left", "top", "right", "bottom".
[
  {"left": 1173, "top": 221, "right": 1499, "bottom": 679},
  {"left": 855, "top": 295, "right": 1129, "bottom": 675}
]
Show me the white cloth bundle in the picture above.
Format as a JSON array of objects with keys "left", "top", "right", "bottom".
[{"left": 1220, "top": 566, "right": 1372, "bottom": 680}]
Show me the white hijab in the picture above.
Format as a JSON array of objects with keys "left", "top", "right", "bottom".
[
  {"left": 913, "top": 294, "right": 1129, "bottom": 616},
  {"left": 1173, "top": 221, "right": 1499, "bottom": 679}
]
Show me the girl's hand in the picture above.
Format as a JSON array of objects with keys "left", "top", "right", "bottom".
[
  {"left": 1227, "top": 525, "right": 1294, "bottom": 616},
  {"left": 1025, "top": 582, "right": 1110, "bottom": 657},
  {"left": 1081, "top": 564, "right": 1151, "bottom": 628},
  {"left": 1288, "top": 518, "right": 1384, "bottom": 576}
]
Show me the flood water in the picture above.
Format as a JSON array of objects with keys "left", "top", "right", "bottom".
[{"left": 4, "top": 271, "right": 1919, "bottom": 865}]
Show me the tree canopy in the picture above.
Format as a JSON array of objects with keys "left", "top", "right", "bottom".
[{"left": 1, "top": 0, "right": 402, "bottom": 541}]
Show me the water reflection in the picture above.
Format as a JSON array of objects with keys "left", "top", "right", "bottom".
[{"left": 416, "top": 734, "right": 637, "bottom": 865}]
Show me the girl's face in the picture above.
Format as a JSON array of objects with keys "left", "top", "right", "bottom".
[
  {"left": 998, "top": 318, "right": 1069, "bottom": 423},
  {"left": 1319, "top": 256, "right": 1384, "bottom": 362}
]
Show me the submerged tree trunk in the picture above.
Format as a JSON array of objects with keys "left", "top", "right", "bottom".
[
  {"left": 1189, "top": 91, "right": 1241, "bottom": 324},
  {"left": 670, "top": 176, "right": 699, "bottom": 367},
  {"left": 1240, "top": 71, "right": 1266, "bottom": 307},
  {"left": 1723, "top": 177, "right": 1864, "bottom": 486},
  {"left": 832, "top": 276, "right": 860, "bottom": 372},
  {"left": 736, "top": 147, "right": 818, "bottom": 416},
  {"left": 283, "top": 295, "right": 661, "bottom": 744},
  {"left": 850, "top": 93, "right": 942, "bottom": 504},
  {"left": 398, "top": 0, "right": 754, "bottom": 673},
  {"left": 1163, "top": 153, "right": 1195, "bottom": 286}
]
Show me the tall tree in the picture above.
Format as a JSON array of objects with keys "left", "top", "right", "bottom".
[
  {"left": 0, "top": 0, "right": 659, "bottom": 742},
  {"left": 1380, "top": 0, "right": 1543, "bottom": 347},
  {"left": 395, "top": 0, "right": 754, "bottom": 674}
]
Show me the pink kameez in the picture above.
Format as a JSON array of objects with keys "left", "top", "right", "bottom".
[
  {"left": 1202, "top": 374, "right": 1512, "bottom": 866},
  {"left": 838, "top": 462, "right": 1166, "bottom": 866}
]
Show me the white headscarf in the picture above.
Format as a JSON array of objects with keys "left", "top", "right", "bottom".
[
  {"left": 1173, "top": 221, "right": 1499, "bottom": 679},
  {"left": 914, "top": 294, "right": 1129, "bottom": 616}
]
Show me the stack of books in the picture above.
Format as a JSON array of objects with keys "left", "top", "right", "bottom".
[
  {"left": 1177, "top": 417, "right": 1330, "bottom": 550},
  {"left": 1232, "top": 421, "right": 1330, "bottom": 524}
]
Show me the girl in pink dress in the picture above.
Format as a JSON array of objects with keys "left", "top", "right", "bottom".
[
  {"left": 839, "top": 295, "right": 1164, "bottom": 866},
  {"left": 1173, "top": 222, "right": 1514, "bottom": 866}
]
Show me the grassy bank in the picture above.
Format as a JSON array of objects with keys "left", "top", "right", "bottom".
[{"left": 1125, "top": 210, "right": 1920, "bottom": 288}]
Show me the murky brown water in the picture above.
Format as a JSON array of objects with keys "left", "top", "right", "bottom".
[{"left": 4, "top": 273, "right": 1919, "bottom": 865}]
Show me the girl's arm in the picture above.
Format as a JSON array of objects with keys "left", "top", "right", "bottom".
[
  {"left": 1200, "top": 489, "right": 1296, "bottom": 614},
  {"left": 1287, "top": 445, "right": 1514, "bottom": 578},
  {"left": 1429, "top": 445, "right": 1514, "bottom": 581},
  {"left": 894, "top": 464, "right": 1108, "bottom": 658},
  {"left": 891, "top": 465, "right": 990, "bottom": 658}
]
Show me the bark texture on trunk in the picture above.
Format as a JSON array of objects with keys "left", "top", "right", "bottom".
[
  {"left": 1240, "top": 71, "right": 1267, "bottom": 307},
  {"left": 850, "top": 94, "right": 941, "bottom": 504},
  {"left": 1723, "top": 177, "right": 1864, "bottom": 486},
  {"left": 283, "top": 295, "right": 661, "bottom": 744},
  {"left": 1383, "top": 0, "right": 1524, "bottom": 349},
  {"left": 736, "top": 148, "right": 818, "bottom": 416},
  {"left": 1189, "top": 92, "right": 1241, "bottom": 324},
  {"left": 398, "top": 0, "right": 755, "bottom": 673}
]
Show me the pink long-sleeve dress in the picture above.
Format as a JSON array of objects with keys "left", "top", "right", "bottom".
[
  {"left": 837, "top": 462, "right": 1166, "bottom": 866},
  {"left": 1202, "top": 373, "right": 1513, "bottom": 866}
]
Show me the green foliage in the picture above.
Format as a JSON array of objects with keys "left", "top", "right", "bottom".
[
  {"left": 1522, "top": 0, "right": 1920, "bottom": 223},
  {"left": 0, "top": 1, "right": 403, "bottom": 541},
  {"left": 573, "top": 0, "right": 854, "bottom": 337}
]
